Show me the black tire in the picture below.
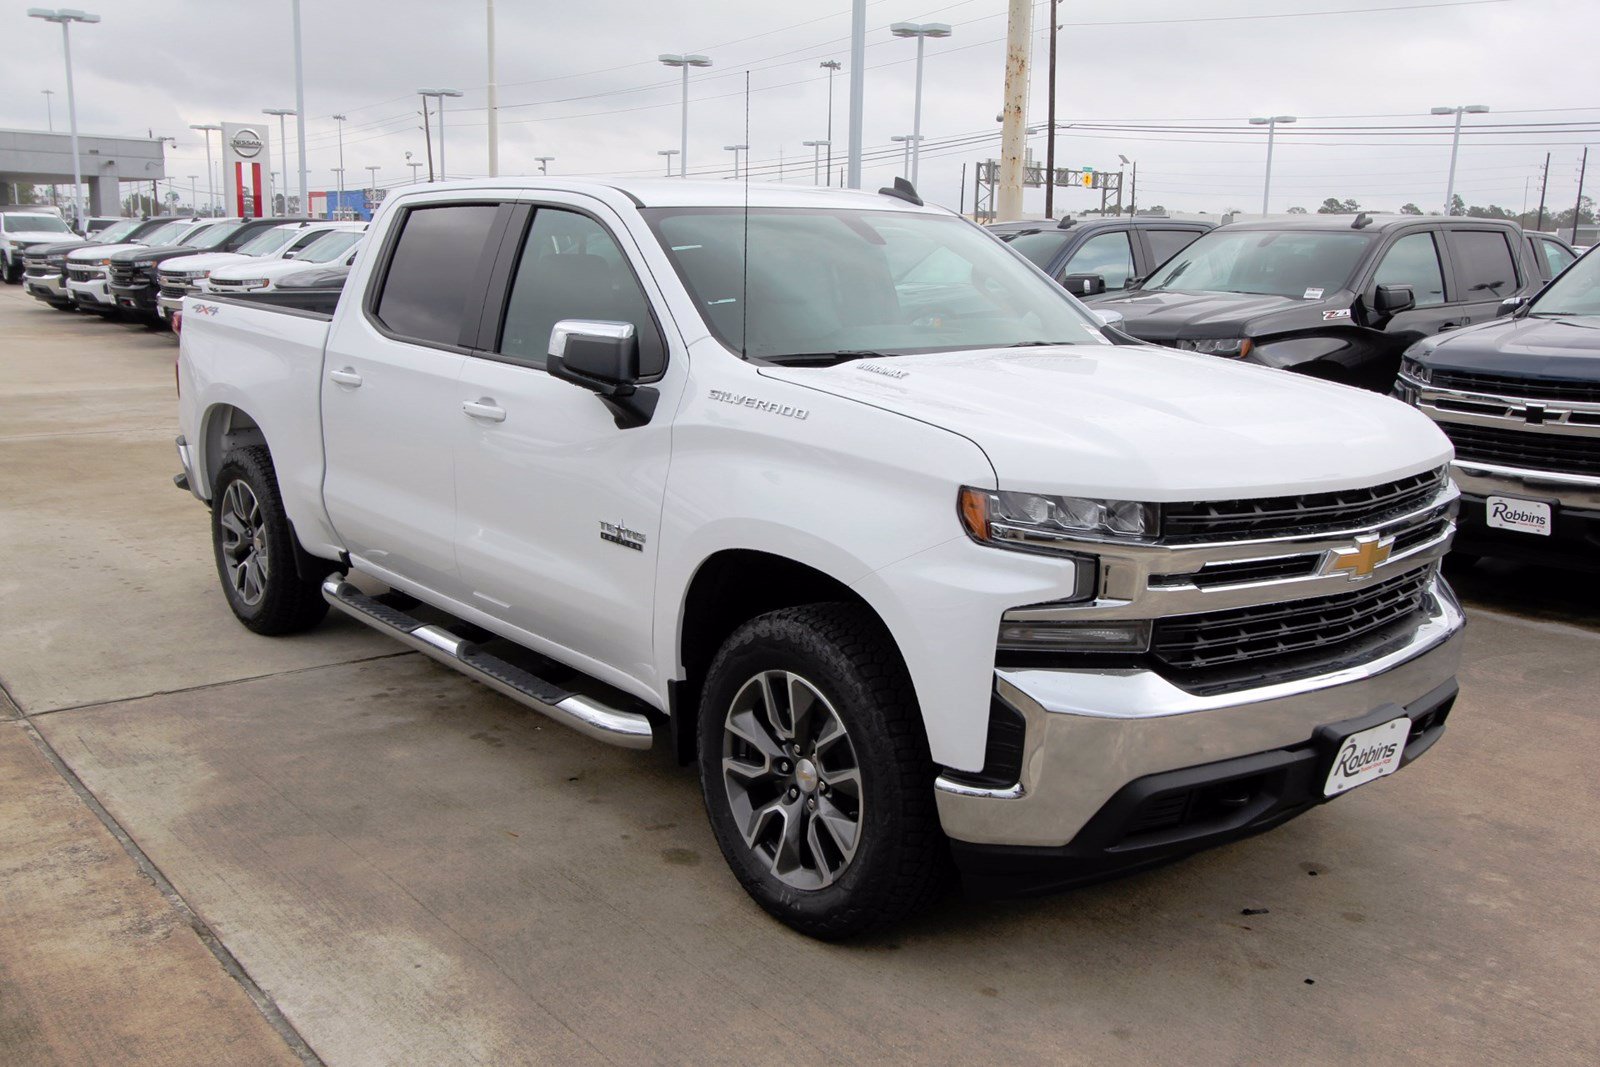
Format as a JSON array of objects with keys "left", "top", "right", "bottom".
[
  {"left": 697, "top": 603, "right": 946, "bottom": 939},
  {"left": 1, "top": 255, "right": 19, "bottom": 285},
  {"left": 210, "top": 445, "right": 331, "bottom": 635}
]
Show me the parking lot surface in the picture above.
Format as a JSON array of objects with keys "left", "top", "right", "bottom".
[{"left": 2, "top": 285, "right": 1598, "bottom": 1065}]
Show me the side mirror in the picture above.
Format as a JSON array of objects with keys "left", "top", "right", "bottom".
[
  {"left": 1061, "top": 272, "right": 1107, "bottom": 296},
  {"left": 1093, "top": 309, "right": 1126, "bottom": 329},
  {"left": 1373, "top": 284, "right": 1415, "bottom": 315},
  {"left": 546, "top": 319, "right": 658, "bottom": 428},
  {"left": 1496, "top": 294, "right": 1531, "bottom": 317}
]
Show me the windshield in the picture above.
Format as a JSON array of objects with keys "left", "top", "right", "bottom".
[
  {"left": 298, "top": 230, "right": 364, "bottom": 263},
  {"left": 238, "top": 226, "right": 302, "bottom": 257},
  {"left": 1143, "top": 229, "right": 1374, "bottom": 298},
  {"left": 1002, "top": 230, "right": 1072, "bottom": 269},
  {"left": 137, "top": 220, "right": 196, "bottom": 246},
  {"left": 643, "top": 207, "right": 1108, "bottom": 361},
  {"left": 189, "top": 221, "right": 245, "bottom": 250},
  {"left": 1530, "top": 249, "right": 1600, "bottom": 317},
  {"left": 2, "top": 215, "right": 70, "bottom": 234},
  {"left": 93, "top": 219, "right": 144, "bottom": 243}
]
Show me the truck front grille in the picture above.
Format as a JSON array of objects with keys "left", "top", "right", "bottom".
[
  {"left": 1430, "top": 369, "right": 1600, "bottom": 405},
  {"left": 66, "top": 265, "right": 101, "bottom": 283},
  {"left": 1162, "top": 467, "right": 1446, "bottom": 543},
  {"left": 109, "top": 263, "right": 147, "bottom": 288},
  {"left": 1151, "top": 568, "right": 1432, "bottom": 674},
  {"left": 1443, "top": 423, "right": 1600, "bottom": 476}
]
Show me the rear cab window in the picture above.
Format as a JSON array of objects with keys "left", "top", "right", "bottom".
[
  {"left": 1447, "top": 228, "right": 1521, "bottom": 300},
  {"left": 1144, "top": 228, "right": 1205, "bottom": 270}
]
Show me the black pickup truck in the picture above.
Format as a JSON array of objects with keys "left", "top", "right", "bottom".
[
  {"left": 21, "top": 217, "right": 175, "bottom": 310},
  {"left": 1394, "top": 247, "right": 1600, "bottom": 569},
  {"left": 1086, "top": 214, "right": 1568, "bottom": 392},
  {"left": 987, "top": 215, "right": 1213, "bottom": 296},
  {"left": 107, "top": 216, "right": 310, "bottom": 325}
]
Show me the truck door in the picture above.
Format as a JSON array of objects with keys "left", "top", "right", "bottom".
[
  {"left": 1443, "top": 227, "right": 1526, "bottom": 326},
  {"left": 452, "top": 198, "right": 685, "bottom": 687},
  {"left": 320, "top": 197, "right": 507, "bottom": 597}
]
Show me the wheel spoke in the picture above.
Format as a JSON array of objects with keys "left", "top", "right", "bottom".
[
  {"left": 769, "top": 802, "right": 806, "bottom": 879},
  {"left": 740, "top": 797, "right": 785, "bottom": 849},
  {"left": 726, "top": 706, "right": 783, "bottom": 762},
  {"left": 758, "top": 671, "right": 794, "bottom": 740},
  {"left": 814, "top": 794, "right": 860, "bottom": 857},
  {"left": 722, "top": 753, "right": 768, "bottom": 785}
]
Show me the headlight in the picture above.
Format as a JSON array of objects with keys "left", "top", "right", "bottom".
[
  {"left": 1398, "top": 350, "right": 1433, "bottom": 384},
  {"left": 959, "top": 486, "right": 1159, "bottom": 550},
  {"left": 233, "top": 279, "right": 271, "bottom": 290},
  {"left": 1176, "top": 337, "right": 1252, "bottom": 357}
]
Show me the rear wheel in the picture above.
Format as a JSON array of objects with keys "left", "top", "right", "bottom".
[
  {"left": 697, "top": 603, "right": 946, "bottom": 939},
  {"left": 210, "top": 446, "right": 330, "bottom": 635},
  {"left": 1, "top": 254, "right": 20, "bottom": 284}
]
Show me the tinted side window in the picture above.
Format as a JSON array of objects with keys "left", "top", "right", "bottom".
[
  {"left": 1374, "top": 232, "right": 1446, "bottom": 307},
  {"left": 1145, "top": 229, "right": 1204, "bottom": 270},
  {"left": 1060, "top": 230, "right": 1135, "bottom": 289},
  {"left": 1539, "top": 237, "right": 1576, "bottom": 277},
  {"left": 1450, "top": 230, "right": 1519, "bottom": 298},
  {"left": 498, "top": 208, "right": 665, "bottom": 376},
  {"left": 286, "top": 229, "right": 325, "bottom": 253},
  {"left": 375, "top": 204, "right": 501, "bottom": 346}
]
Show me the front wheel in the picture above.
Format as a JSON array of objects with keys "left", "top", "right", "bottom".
[
  {"left": 1, "top": 254, "right": 19, "bottom": 284},
  {"left": 697, "top": 603, "right": 946, "bottom": 939},
  {"left": 210, "top": 445, "right": 330, "bottom": 635}
]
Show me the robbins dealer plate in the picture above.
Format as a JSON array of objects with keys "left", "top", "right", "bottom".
[
  {"left": 1485, "top": 495, "right": 1552, "bottom": 536},
  {"left": 1324, "top": 717, "right": 1410, "bottom": 797}
]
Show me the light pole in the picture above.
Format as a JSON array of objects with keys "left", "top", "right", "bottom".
[
  {"left": 657, "top": 149, "right": 679, "bottom": 177},
  {"left": 187, "top": 175, "right": 198, "bottom": 212},
  {"left": 1430, "top": 104, "right": 1489, "bottom": 216},
  {"left": 333, "top": 113, "right": 347, "bottom": 220},
  {"left": 189, "top": 124, "right": 221, "bottom": 215},
  {"left": 847, "top": 0, "right": 865, "bottom": 188},
  {"left": 890, "top": 22, "right": 951, "bottom": 187},
  {"left": 417, "top": 88, "right": 463, "bottom": 180},
  {"left": 330, "top": 168, "right": 344, "bottom": 216},
  {"left": 404, "top": 151, "right": 421, "bottom": 185},
  {"left": 724, "top": 144, "right": 749, "bottom": 179},
  {"left": 819, "top": 59, "right": 840, "bottom": 186},
  {"left": 659, "top": 53, "right": 712, "bottom": 178},
  {"left": 1119, "top": 153, "right": 1137, "bottom": 216},
  {"left": 891, "top": 134, "right": 922, "bottom": 177},
  {"left": 486, "top": 0, "right": 499, "bottom": 176},
  {"left": 42, "top": 88, "right": 55, "bottom": 130},
  {"left": 535, "top": 156, "right": 554, "bottom": 175},
  {"left": 1248, "top": 115, "right": 1296, "bottom": 215},
  {"left": 263, "top": 108, "right": 296, "bottom": 214},
  {"left": 803, "top": 140, "right": 829, "bottom": 185},
  {"left": 29, "top": 8, "right": 99, "bottom": 227}
]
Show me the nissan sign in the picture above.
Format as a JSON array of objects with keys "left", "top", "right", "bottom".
[{"left": 230, "top": 128, "right": 264, "bottom": 158}]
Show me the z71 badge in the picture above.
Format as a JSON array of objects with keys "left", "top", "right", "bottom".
[{"left": 1322, "top": 308, "right": 1352, "bottom": 321}]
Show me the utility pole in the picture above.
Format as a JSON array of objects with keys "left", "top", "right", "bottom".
[
  {"left": 1044, "top": 0, "right": 1059, "bottom": 219},
  {"left": 486, "top": 0, "right": 499, "bottom": 176},
  {"left": 820, "top": 60, "right": 840, "bottom": 186},
  {"left": 997, "top": 0, "right": 1032, "bottom": 220},
  {"left": 846, "top": 0, "right": 865, "bottom": 188},
  {"left": 1574, "top": 147, "right": 1589, "bottom": 245},
  {"left": 419, "top": 99, "right": 434, "bottom": 181},
  {"left": 1536, "top": 152, "right": 1551, "bottom": 231}
]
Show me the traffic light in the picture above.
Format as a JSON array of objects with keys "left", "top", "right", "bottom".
[{"left": 1082, "top": 169, "right": 1095, "bottom": 188}]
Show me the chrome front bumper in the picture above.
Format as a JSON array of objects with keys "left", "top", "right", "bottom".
[{"left": 935, "top": 575, "right": 1465, "bottom": 847}]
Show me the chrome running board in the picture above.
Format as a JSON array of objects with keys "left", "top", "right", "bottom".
[{"left": 322, "top": 578, "right": 654, "bottom": 750}]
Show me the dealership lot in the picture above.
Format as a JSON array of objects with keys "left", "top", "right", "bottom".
[{"left": 2, "top": 287, "right": 1597, "bottom": 1063}]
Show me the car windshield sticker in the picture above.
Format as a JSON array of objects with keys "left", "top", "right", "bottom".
[{"left": 1303, "top": 287, "right": 1324, "bottom": 299}]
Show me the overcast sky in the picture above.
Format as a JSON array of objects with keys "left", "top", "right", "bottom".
[{"left": 3, "top": 0, "right": 1594, "bottom": 218}]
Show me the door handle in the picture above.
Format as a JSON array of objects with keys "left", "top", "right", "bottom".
[
  {"left": 462, "top": 399, "right": 507, "bottom": 423},
  {"left": 328, "top": 367, "right": 363, "bottom": 387},
  {"left": 1437, "top": 322, "right": 1463, "bottom": 332}
]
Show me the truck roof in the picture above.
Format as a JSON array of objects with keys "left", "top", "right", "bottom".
[
  {"left": 1219, "top": 213, "right": 1525, "bottom": 234},
  {"left": 379, "top": 177, "right": 947, "bottom": 214}
]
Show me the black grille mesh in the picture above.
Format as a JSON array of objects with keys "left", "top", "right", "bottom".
[
  {"left": 1431, "top": 369, "right": 1600, "bottom": 405},
  {"left": 1443, "top": 423, "right": 1600, "bottom": 476},
  {"left": 1162, "top": 468, "right": 1446, "bottom": 543}
]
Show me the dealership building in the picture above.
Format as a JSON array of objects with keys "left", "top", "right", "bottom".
[{"left": 0, "top": 127, "right": 167, "bottom": 216}]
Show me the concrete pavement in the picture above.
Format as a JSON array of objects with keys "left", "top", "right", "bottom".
[{"left": 1, "top": 284, "right": 1597, "bottom": 1065}]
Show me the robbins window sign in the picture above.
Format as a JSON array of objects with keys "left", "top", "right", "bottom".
[{"left": 221, "top": 121, "right": 272, "bottom": 218}]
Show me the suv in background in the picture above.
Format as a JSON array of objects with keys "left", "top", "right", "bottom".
[
  {"left": 1, "top": 211, "right": 77, "bottom": 283},
  {"left": 1088, "top": 214, "right": 1549, "bottom": 391},
  {"left": 989, "top": 215, "right": 1213, "bottom": 297}
]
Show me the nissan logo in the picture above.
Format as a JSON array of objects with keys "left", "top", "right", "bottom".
[{"left": 230, "top": 128, "right": 264, "bottom": 158}]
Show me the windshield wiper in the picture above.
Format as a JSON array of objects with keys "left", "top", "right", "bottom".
[
  {"left": 762, "top": 350, "right": 893, "bottom": 366},
  {"left": 1005, "top": 340, "right": 1079, "bottom": 347}
]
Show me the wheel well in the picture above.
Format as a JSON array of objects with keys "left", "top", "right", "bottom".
[
  {"left": 202, "top": 404, "right": 267, "bottom": 497},
  {"left": 673, "top": 550, "right": 888, "bottom": 764}
]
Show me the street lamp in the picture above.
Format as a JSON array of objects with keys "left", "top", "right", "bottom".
[
  {"left": 330, "top": 168, "right": 344, "bottom": 217},
  {"left": 724, "top": 143, "right": 749, "bottom": 179},
  {"left": 417, "top": 88, "right": 464, "bottom": 180},
  {"left": 889, "top": 22, "right": 951, "bottom": 187},
  {"left": 189, "top": 124, "right": 221, "bottom": 215},
  {"left": 1431, "top": 104, "right": 1490, "bottom": 216},
  {"left": 535, "top": 156, "right": 554, "bottom": 174},
  {"left": 657, "top": 149, "right": 680, "bottom": 177},
  {"left": 659, "top": 53, "right": 712, "bottom": 178},
  {"left": 28, "top": 7, "right": 99, "bottom": 227},
  {"left": 819, "top": 59, "right": 841, "bottom": 186},
  {"left": 332, "top": 113, "right": 348, "bottom": 220},
  {"left": 186, "top": 175, "right": 198, "bottom": 212},
  {"left": 42, "top": 88, "right": 55, "bottom": 130},
  {"left": 1248, "top": 115, "right": 1297, "bottom": 215},
  {"left": 802, "top": 140, "right": 830, "bottom": 185},
  {"left": 404, "top": 151, "right": 421, "bottom": 185},
  {"left": 263, "top": 108, "right": 296, "bottom": 215},
  {"left": 891, "top": 134, "right": 922, "bottom": 178}
]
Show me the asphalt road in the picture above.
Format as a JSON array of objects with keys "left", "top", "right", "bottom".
[{"left": 2, "top": 285, "right": 1596, "bottom": 1066}]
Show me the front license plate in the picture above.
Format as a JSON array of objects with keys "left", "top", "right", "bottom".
[
  {"left": 1324, "top": 717, "right": 1410, "bottom": 797},
  {"left": 1486, "top": 496, "right": 1551, "bottom": 536}
]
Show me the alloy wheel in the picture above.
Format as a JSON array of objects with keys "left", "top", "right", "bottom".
[{"left": 218, "top": 480, "right": 270, "bottom": 607}]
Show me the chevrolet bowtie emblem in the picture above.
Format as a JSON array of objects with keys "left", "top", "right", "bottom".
[{"left": 1322, "top": 534, "right": 1395, "bottom": 581}]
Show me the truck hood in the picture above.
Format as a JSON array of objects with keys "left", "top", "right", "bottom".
[
  {"left": 68, "top": 242, "right": 147, "bottom": 261},
  {"left": 3, "top": 228, "right": 75, "bottom": 246},
  {"left": 173, "top": 252, "right": 252, "bottom": 274},
  {"left": 211, "top": 258, "right": 326, "bottom": 282},
  {"left": 1088, "top": 288, "right": 1339, "bottom": 342},
  {"left": 760, "top": 343, "right": 1450, "bottom": 500},
  {"left": 1416, "top": 314, "right": 1600, "bottom": 380},
  {"left": 19, "top": 238, "right": 96, "bottom": 258}
]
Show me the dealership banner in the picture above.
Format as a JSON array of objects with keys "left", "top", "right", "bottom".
[{"left": 221, "top": 121, "right": 273, "bottom": 219}]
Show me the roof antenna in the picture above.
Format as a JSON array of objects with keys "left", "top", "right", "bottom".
[
  {"left": 741, "top": 70, "right": 750, "bottom": 360},
  {"left": 1352, "top": 211, "right": 1374, "bottom": 230}
]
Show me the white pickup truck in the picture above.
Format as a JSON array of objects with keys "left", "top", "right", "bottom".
[{"left": 175, "top": 178, "right": 1465, "bottom": 938}]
